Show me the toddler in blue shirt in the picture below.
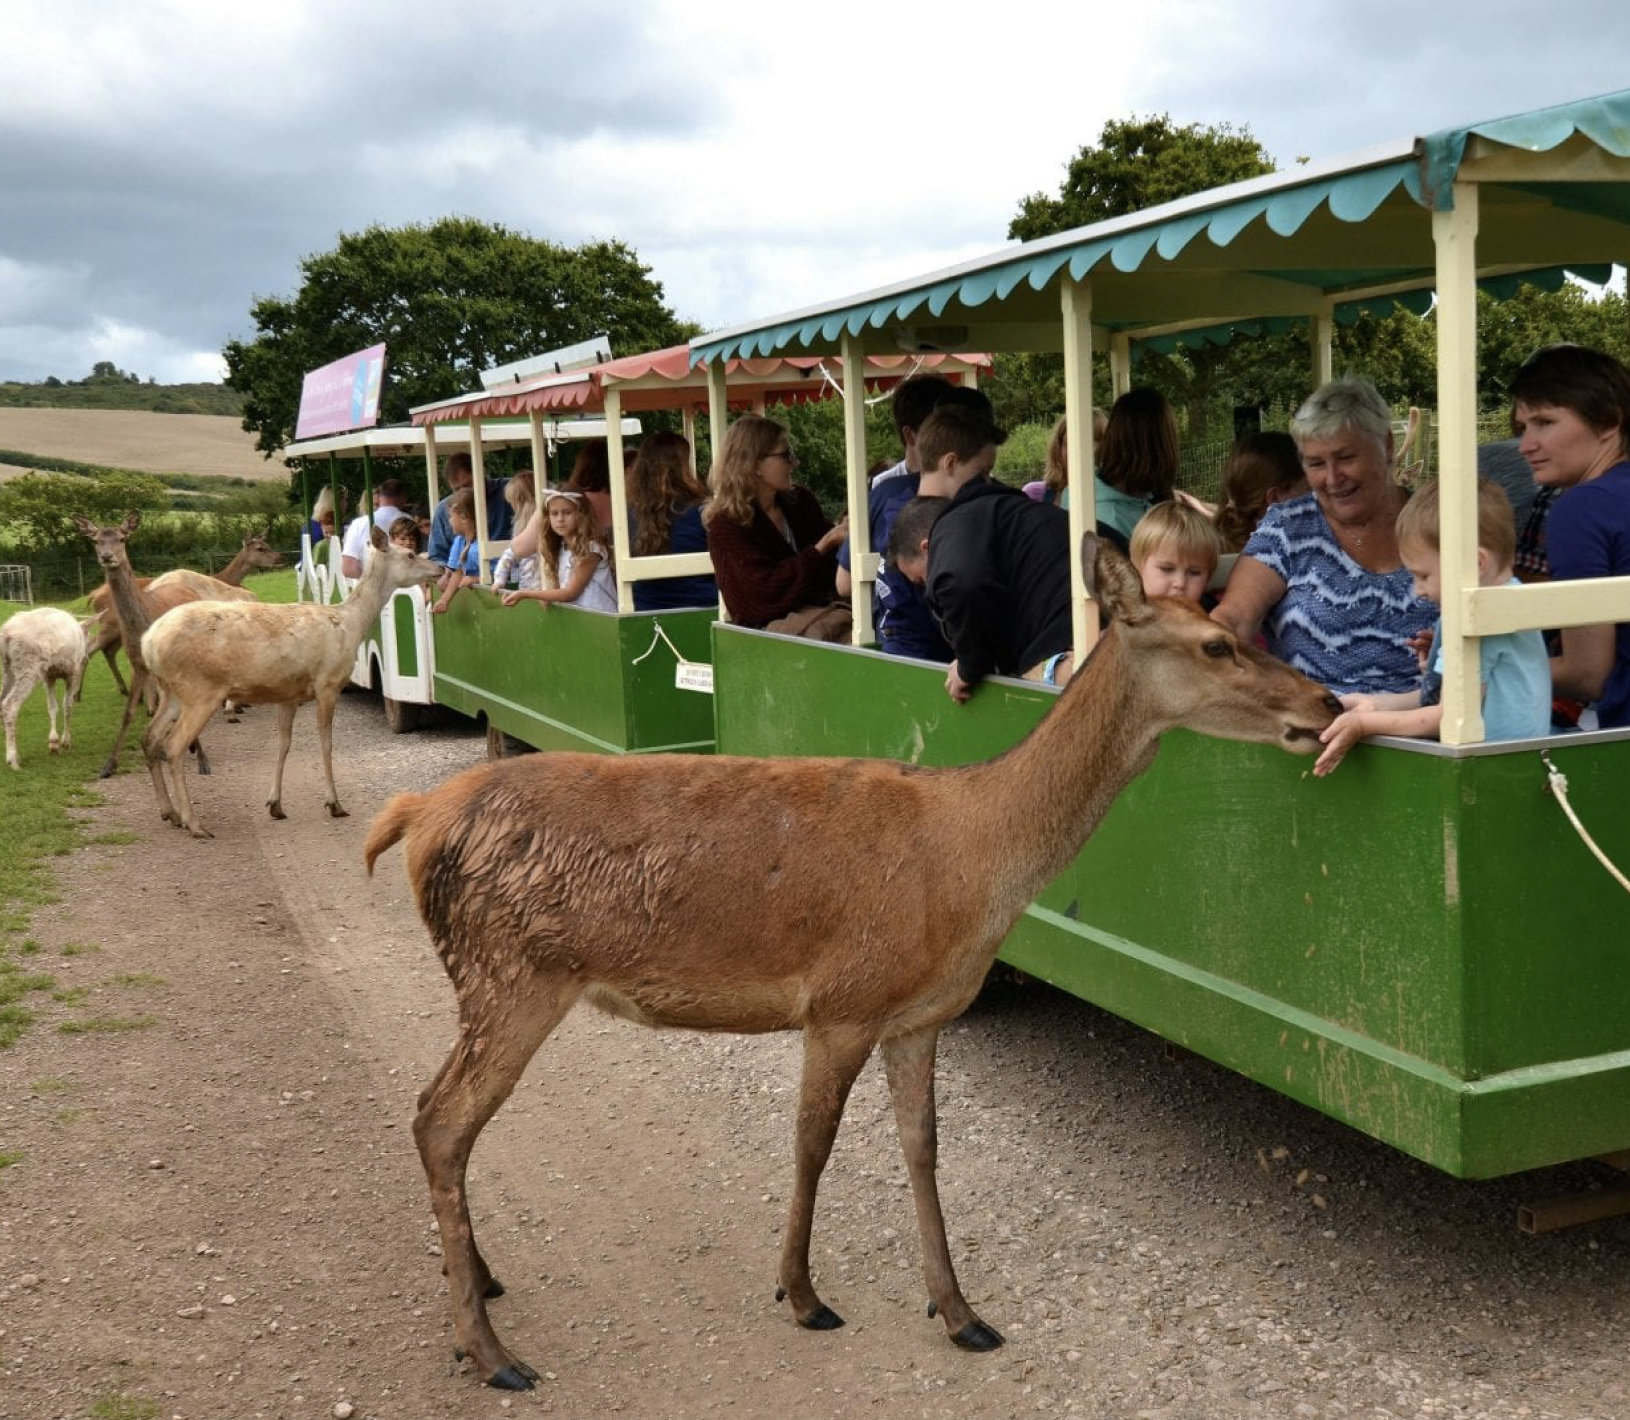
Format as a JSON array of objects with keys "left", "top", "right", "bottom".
[{"left": 1315, "top": 478, "right": 1550, "bottom": 776}]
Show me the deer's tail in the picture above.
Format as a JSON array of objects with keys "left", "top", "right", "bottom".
[{"left": 364, "top": 791, "right": 428, "bottom": 875}]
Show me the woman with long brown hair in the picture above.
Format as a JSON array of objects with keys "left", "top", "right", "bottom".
[
  {"left": 703, "top": 415, "right": 847, "bottom": 627},
  {"left": 625, "top": 431, "right": 717, "bottom": 611}
]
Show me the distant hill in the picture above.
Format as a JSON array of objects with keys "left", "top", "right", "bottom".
[{"left": 0, "top": 362, "right": 243, "bottom": 417}]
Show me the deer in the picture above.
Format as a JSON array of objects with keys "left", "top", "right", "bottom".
[
  {"left": 363, "top": 536, "right": 1343, "bottom": 1391},
  {"left": 1, "top": 608, "right": 91, "bottom": 769},
  {"left": 80, "top": 531, "right": 284, "bottom": 699},
  {"left": 139, "top": 525, "right": 440, "bottom": 839},
  {"left": 75, "top": 513, "right": 219, "bottom": 781}
]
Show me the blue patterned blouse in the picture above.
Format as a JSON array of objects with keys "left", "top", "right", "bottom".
[{"left": 1243, "top": 493, "right": 1434, "bottom": 695}]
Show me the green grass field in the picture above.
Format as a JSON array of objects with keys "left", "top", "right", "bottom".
[{"left": 0, "top": 567, "right": 298, "bottom": 1046}]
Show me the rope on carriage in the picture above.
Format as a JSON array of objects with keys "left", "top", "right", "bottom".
[
  {"left": 1542, "top": 749, "right": 1630, "bottom": 895},
  {"left": 631, "top": 620, "right": 686, "bottom": 666}
]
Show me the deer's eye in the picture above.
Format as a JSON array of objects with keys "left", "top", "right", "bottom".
[{"left": 1203, "top": 639, "right": 1232, "bottom": 659}]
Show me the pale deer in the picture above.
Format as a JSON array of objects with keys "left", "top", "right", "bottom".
[
  {"left": 364, "top": 536, "right": 1341, "bottom": 1391},
  {"left": 139, "top": 526, "right": 439, "bottom": 839}
]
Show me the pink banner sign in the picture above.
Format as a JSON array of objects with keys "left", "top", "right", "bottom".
[{"left": 295, "top": 343, "right": 387, "bottom": 440}]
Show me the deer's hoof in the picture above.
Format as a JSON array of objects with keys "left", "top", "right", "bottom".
[
  {"left": 798, "top": 1304, "right": 845, "bottom": 1331},
  {"left": 327, "top": 803, "right": 349, "bottom": 819},
  {"left": 196, "top": 762, "right": 210, "bottom": 777},
  {"left": 950, "top": 1320, "right": 1005, "bottom": 1351},
  {"left": 487, "top": 1362, "right": 538, "bottom": 1391},
  {"left": 188, "top": 825, "right": 213, "bottom": 841},
  {"left": 97, "top": 764, "right": 115, "bottom": 780},
  {"left": 267, "top": 801, "right": 286, "bottom": 821},
  {"left": 483, "top": 1277, "right": 505, "bottom": 1300}
]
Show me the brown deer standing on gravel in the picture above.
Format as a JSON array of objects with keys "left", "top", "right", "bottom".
[
  {"left": 75, "top": 513, "right": 215, "bottom": 780},
  {"left": 80, "top": 531, "right": 284, "bottom": 698},
  {"left": 139, "top": 525, "right": 439, "bottom": 839},
  {"left": 365, "top": 537, "right": 1341, "bottom": 1391}
]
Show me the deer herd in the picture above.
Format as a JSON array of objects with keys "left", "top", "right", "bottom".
[{"left": 11, "top": 516, "right": 1341, "bottom": 1391}]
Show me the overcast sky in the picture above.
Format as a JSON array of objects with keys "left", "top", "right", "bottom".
[{"left": 3, "top": 0, "right": 1628, "bottom": 385}]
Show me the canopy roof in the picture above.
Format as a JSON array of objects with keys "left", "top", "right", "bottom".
[
  {"left": 691, "top": 88, "right": 1630, "bottom": 363},
  {"left": 409, "top": 345, "right": 990, "bottom": 425},
  {"left": 285, "top": 415, "right": 639, "bottom": 460}
]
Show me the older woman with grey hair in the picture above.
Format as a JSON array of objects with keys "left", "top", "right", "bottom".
[{"left": 1210, "top": 375, "right": 1432, "bottom": 695}]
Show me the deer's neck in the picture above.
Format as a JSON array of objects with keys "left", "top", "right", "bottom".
[
  {"left": 962, "top": 630, "right": 1160, "bottom": 906},
  {"left": 103, "top": 558, "right": 152, "bottom": 642},
  {"left": 336, "top": 561, "right": 396, "bottom": 651},
  {"left": 217, "top": 548, "right": 252, "bottom": 585}
]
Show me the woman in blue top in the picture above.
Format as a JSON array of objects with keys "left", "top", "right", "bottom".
[
  {"left": 624, "top": 431, "right": 718, "bottom": 612},
  {"left": 1509, "top": 344, "right": 1630, "bottom": 729},
  {"left": 1211, "top": 376, "right": 1433, "bottom": 696}
]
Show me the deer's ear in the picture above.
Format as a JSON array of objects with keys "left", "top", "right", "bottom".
[
  {"left": 120, "top": 510, "right": 141, "bottom": 535},
  {"left": 1082, "top": 533, "right": 1152, "bottom": 625},
  {"left": 72, "top": 516, "right": 95, "bottom": 537},
  {"left": 370, "top": 523, "right": 389, "bottom": 551}
]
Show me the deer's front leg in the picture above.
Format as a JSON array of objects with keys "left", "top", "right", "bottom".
[
  {"left": 314, "top": 691, "right": 346, "bottom": 817},
  {"left": 881, "top": 1026, "right": 1002, "bottom": 1350},
  {"left": 778, "top": 1025, "right": 876, "bottom": 1331},
  {"left": 266, "top": 702, "right": 297, "bottom": 819}
]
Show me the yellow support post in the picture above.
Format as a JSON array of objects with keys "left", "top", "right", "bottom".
[
  {"left": 1434, "top": 182, "right": 1484, "bottom": 745},
  {"left": 706, "top": 362, "right": 729, "bottom": 484},
  {"left": 468, "top": 417, "right": 491, "bottom": 585},
  {"left": 422, "top": 423, "right": 439, "bottom": 515},
  {"left": 1109, "top": 333, "right": 1131, "bottom": 397},
  {"left": 1311, "top": 310, "right": 1335, "bottom": 387},
  {"left": 1062, "top": 276, "right": 1098, "bottom": 665},
  {"left": 840, "top": 334, "right": 872, "bottom": 647},
  {"left": 604, "top": 387, "right": 634, "bottom": 611},
  {"left": 528, "top": 410, "right": 547, "bottom": 490}
]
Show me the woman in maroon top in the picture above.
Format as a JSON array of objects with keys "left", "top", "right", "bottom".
[{"left": 703, "top": 415, "right": 848, "bottom": 627}]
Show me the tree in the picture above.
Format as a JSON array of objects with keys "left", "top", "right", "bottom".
[
  {"left": 993, "top": 116, "right": 1278, "bottom": 439},
  {"left": 223, "top": 218, "right": 694, "bottom": 458},
  {"left": 0, "top": 471, "right": 170, "bottom": 550},
  {"left": 1009, "top": 115, "right": 1274, "bottom": 243}
]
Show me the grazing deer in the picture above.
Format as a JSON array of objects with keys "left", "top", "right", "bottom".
[
  {"left": 81, "top": 531, "right": 284, "bottom": 698},
  {"left": 364, "top": 537, "right": 1342, "bottom": 1391},
  {"left": 139, "top": 526, "right": 439, "bottom": 839},
  {"left": 75, "top": 513, "right": 215, "bottom": 781},
  {"left": 1, "top": 608, "right": 90, "bottom": 769}
]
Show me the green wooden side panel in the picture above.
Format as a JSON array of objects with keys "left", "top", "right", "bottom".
[
  {"left": 431, "top": 595, "right": 715, "bottom": 755},
  {"left": 711, "top": 624, "right": 1630, "bottom": 1178},
  {"left": 392, "top": 592, "right": 419, "bottom": 677}
]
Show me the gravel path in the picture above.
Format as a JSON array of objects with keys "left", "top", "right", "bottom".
[{"left": 1, "top": 688, "right": 1626, "bottom": 1419}]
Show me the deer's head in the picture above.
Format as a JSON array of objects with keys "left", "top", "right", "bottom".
[
  {"left": 1085, "top": 536, "right": 1339, "bottom": 753},
  {"left": 73, "top": 512, "right": 140, "bottom": 570},
  {"left": 243, "top": 531, "right": 285, "bottom": 569}
]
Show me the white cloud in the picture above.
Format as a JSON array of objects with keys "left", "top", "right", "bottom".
[{"left": 0, "top": 316, "right": 224, "bottom": 384}]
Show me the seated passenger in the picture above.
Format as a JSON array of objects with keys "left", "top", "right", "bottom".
[
  {"left": 428, "top": 452, "right": 512, "bottom": 567},
  {"left": 835, "top": 373, "right": 956, "bottom": 661},
  {"left": 567, "top": 443, "right": 615, "bottom": 539},
  {"left": 388, "top": 516, "right": 424, "bottom": 554},
  {"left": 500, "top": 488, "right": 617, "bottom": 613},
  {"left": 1509, "top": 343, "right": 1630, "bottom": 729},
  {"left": 1092, "top": 388, "right": 1179, "bottom": 552},
  {"left": 1130, "top": 501, "right": 1223, "bottom": 603},
  {"left": 431, "top": 487, "right": 484, "bottom": 613},
  {"left": 625, "top": 431, "right": 718, "bottom": 611},
  {"left": 1022, "top": 408, "right": 1107, "bottom": 505},
  {"left": 1211, "top": 375, "right": 1434, "bottom": 696},
  {"left": 492, "top": 473, "right": 541, "bottom": 591},
  {"left": 340, "top": 477, "right": 409, "bottom": 578},
  {"left": 910, "top": 403, "right": 1073, "bottom": 702},
  {"left": 1314, "top": 478, "right": 1549, "bottom": 775},
  {"left": 703, "top": 415, "right": 847, "bottom": 628},
  {"left": 1213, "top": 432, "right": 1307, "bottom": 553}
]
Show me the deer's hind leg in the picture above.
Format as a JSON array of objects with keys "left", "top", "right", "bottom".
[
  {"left": 776, "top": 1024, "right": 878, "bottom": 1332},
  {"left": 415, "top": 968, "right": 583, "bottom": 1390},
  {"left": 881, "top": 1025, "right": 1002, "bottom": 1351}
]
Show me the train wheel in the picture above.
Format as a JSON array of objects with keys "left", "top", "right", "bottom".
[{"left": 382, "top": 695, "right": 419, "bottom": 735}]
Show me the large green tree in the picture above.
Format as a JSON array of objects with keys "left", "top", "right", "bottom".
[
  {"left": 224, "top": 218, "right": 693, "bottom": 457},
  {"left": 994, "top": 116, "right": 1279, "bottom": 437}
]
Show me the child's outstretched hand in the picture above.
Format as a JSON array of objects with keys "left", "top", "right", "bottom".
[
  {"left": 1314, "top": 709, "right": 1373, "bottom": 777},
  {"left": 500, "top": 589, "right": 539, "bottom": 608}
]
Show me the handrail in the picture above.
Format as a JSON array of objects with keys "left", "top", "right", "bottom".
[{"left": 1462, "top": 574, "right": 1630, "bottom": 637}]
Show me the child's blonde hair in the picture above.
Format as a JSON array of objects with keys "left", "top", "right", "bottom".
[
  {"left": 1394, "top": 479, "right": 1516, "bottom": 570},
  {"left": 1129, "top": 500, "right": 1223, "bottom": 574},
  {"left": 539, "top": 488, "right": 607, "bottom": 590}
]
